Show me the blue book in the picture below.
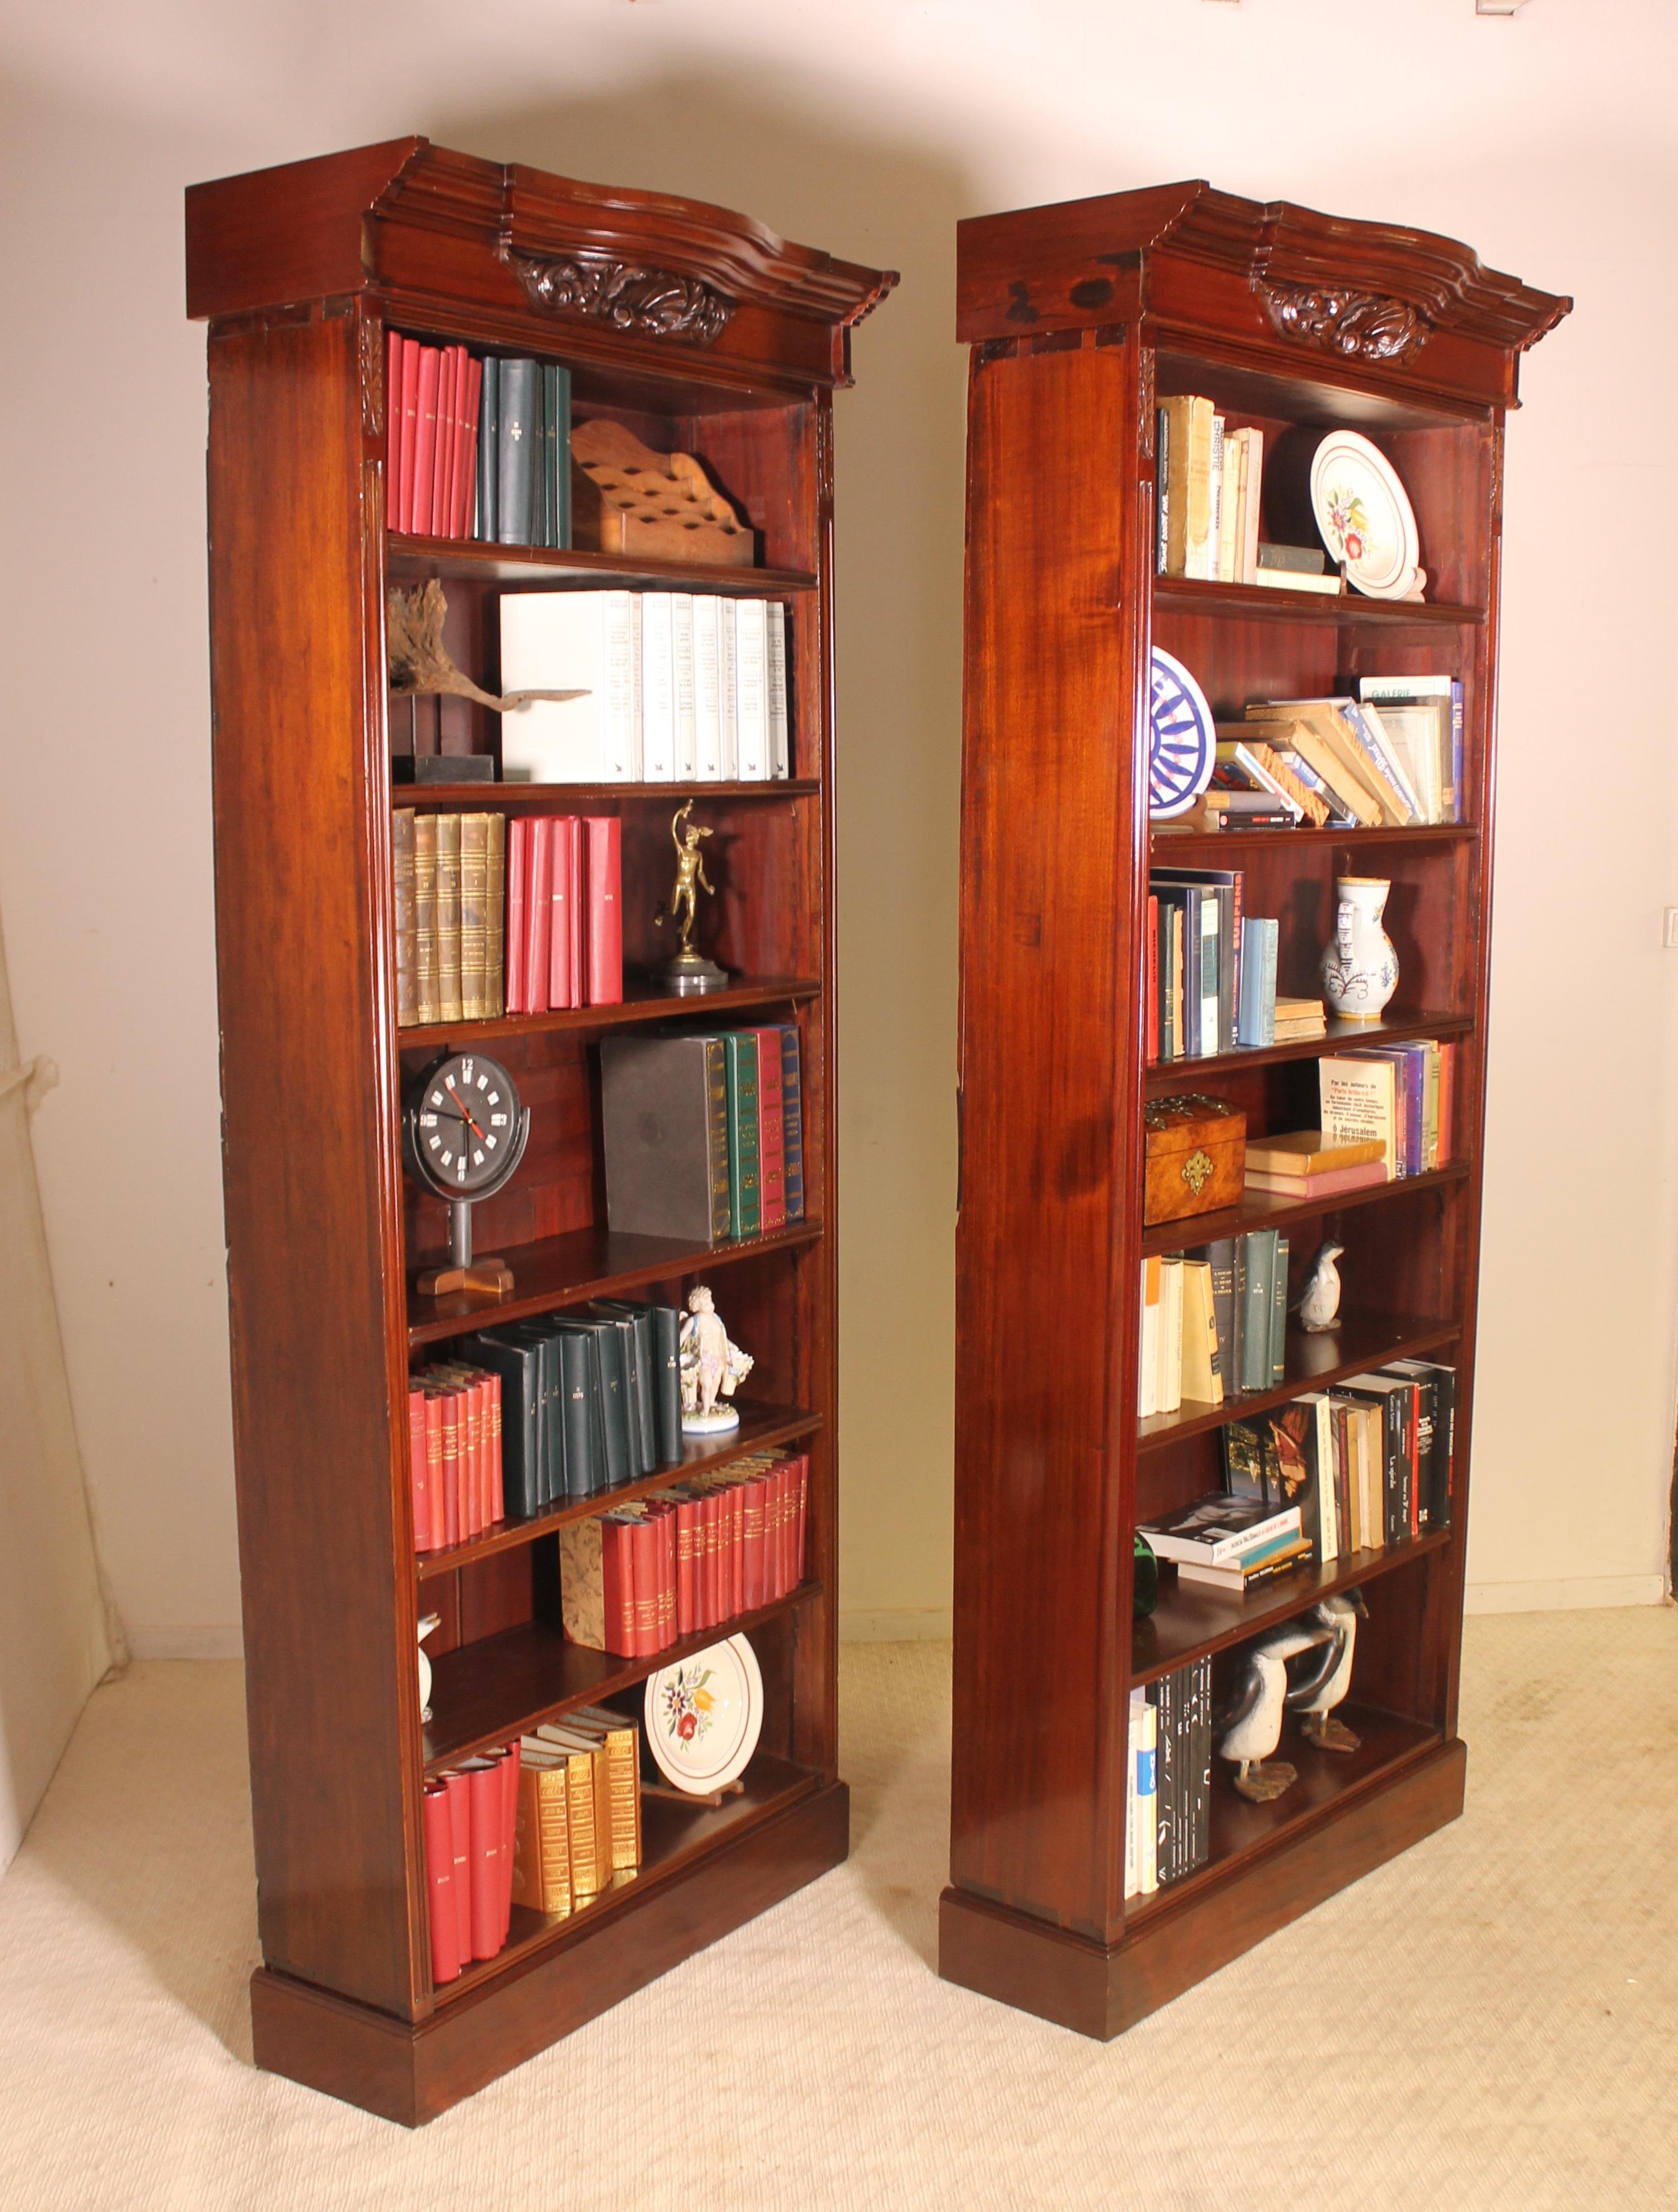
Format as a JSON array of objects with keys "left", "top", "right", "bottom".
[{"left": 1236, "top": 917, "right": 1278, "bottom": 1047}]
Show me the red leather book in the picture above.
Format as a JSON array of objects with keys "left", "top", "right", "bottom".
[
  {"left": 484, "top": 1370, "right": 504, "bottom": 1525},
  {"left": 725, "top": 1479, "right": 744, "bottom": 1619},
  {"left": 443, "top": 1769, "right": 472, "bottom": 1960},
  {"left": 423, "top": 1781, "right": 462, "bottom": 1983},
  {"left": 792, "top": 1451, "right": 810, "bottom": 1587},
  {"left": 431, "top": 344, "right": 458, "bottom": 544},
  {"left": 1436, "top": 1040, "right": 1455, "bottom": 1165},
  {"left": 651, "top": 1500, "right": 678, "bottom": 1648},
  {"left": 411, "top": 345, "right": 441, "bottom": 537},
  {"left": 409, "top": 1384, "right": 431, "bottom": 1553},
  {"left": 464, "top": 1756, "right": 504, "bottom": 1960},
  {"left": 423, "top": 1391, "right": 446, "bottom": 1552},
  {"left": 582, "top": 816, "right": 623, "bottom": 1006},
  {"left": 458, "top": 354, "right": 483, "bottom": 539},
  {"left": 707, "top": 1488, "right": 725, "bottom": 1625},
  {"left": 566, "top": 817, "right": 584, "bottom": 1006},
  {"left": 441, "top": 346, "right": 468, "bottom": 542},
  {"left": 498, "top": 1740, "right": 521, "bottom": 1939},
  {"left": 525, "top": 818, "right": 554, "bottom": 1016},
  {"left": 601, "top": 1515, "right": 637, "bottom": 1657},
  {"left": 548, "top": 816, "right": 577, "bottom": 1010},
  {"left": 770, "top": 1462, "right": 790, "bottom": 1600},
  {"left": 505, "top": 816, "right": 529, "bottom": 1014},
  {"left": 674, "top": 1491, "right": 700, "bottom": 1635},
  {"left": 753, "top": 1025, "right": 787, "bottom": 1232},
  {"left": 741, "top": 1471, "right": 768, "bottom": 1611},
  {"left": 398, "top": 338, "right": 421, "bottom": 532},
  {"left": 386, "top": 331, "right": 405, "bottom": 526},
  {"left": 629, "top": 1513, "right": 662, "bottom": 1656},
  {"left": 435, "top": 1386, "right": 461, "bottom": 1548}
]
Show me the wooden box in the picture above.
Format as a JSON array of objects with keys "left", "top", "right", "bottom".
[{"left": 1142, "top": 1095, "right": 1245, "bottom": 1226}]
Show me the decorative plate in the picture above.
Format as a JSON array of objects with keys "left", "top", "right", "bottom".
[
  {"left": 1149, "top": 648, "right": 1217, "bottom": 819},
  {"left": 1309, "top": 431, "right": 1422, "bottom": 600},
  {"left": 644, "top": 1633, "right": 764, "bottom": 1793}
]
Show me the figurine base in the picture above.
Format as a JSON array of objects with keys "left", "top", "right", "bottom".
[
  {"left": 1300, "top": 1318, "right": 1341, "bottom": 1335},
  {"left": 658, "top": 948, "right": 730, "bottom": 996},
  {"left": 680, "top": 1407, "right": 742, "bottom": 1435},
  {"left": 1302, "top": 1714, "right": 1362, "bottom": 1754},
  {"left": 413, "top": 1256, "right": 514, "bottom": 1298},
  {"left": 1233, "top": 1759, "right": 1297, "bottom": 1804}
]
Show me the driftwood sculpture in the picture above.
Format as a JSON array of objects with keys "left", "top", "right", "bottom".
[
  {"left": 571, "top": 419, "right": 755, "bottom": 567},
  {"left": 386, "top": 580, "right": 588, "bottom": 713}
]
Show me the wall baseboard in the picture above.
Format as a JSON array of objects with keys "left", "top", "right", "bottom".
[
  {"left": 125, "top": 1625, "right": 245, "bottom": 1660},
  {"left": 1465, "top": 1574, "right": 1668, "bottom": 1615},
  {"left": 840, "top": 1608, "right": 953, "bottom": 1643}
]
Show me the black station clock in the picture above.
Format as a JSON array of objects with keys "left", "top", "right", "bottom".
[{"left": 402, "top": 1050, "right": 531, "bottom": 1298}]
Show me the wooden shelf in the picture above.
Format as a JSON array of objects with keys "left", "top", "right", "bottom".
[
  {"left": 1152, "top": 823, "right": 1476, "bottom": 857},
  {"left": 391, "top": 780, "right": 820, "bottom": 807},
  {"left": 1145, "top": 1009, "right": 1471, "bottom": 1089},
  {"left": 1152, "top": 577, "right": 1485, "bottom": 627},
  {"left": 1125, "top": 1705, "right": 1445, "bottom": 1925},
  {"left": 388, "top": 534, "right": 819, "bottom": 595},
  {"left": 416, "top": 1401, "right": 821, "bottom": 1581},
  {"left": 398, "top": 974, "right": 819, "bottom": 1050},
  {"left": 407, "top": 1218, "right": 822, "bottom": 1347},
  {"left": 436, "top": 1751, "right": 821, "bottom": 2004},
  {"left": 423, "top": 1582, "right": 823, "bottom": 1771},
  {"left": 1132, "top": 1528, "right": 1451, "bottom": 1683},
  {"left": 1141, "top": 1162, "right": 1469, "bottom": 1258},
  {"left": 1137, "top": 1313, "right": 1460, "bottom": 1449}
]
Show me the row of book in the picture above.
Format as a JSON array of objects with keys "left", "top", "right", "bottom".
[
  {"left": 1155, "top": 397, "right": 1267, "bottom": 585},
  {"left": 601, "top": 1026, "right": 807, "bottom": 1246},
  {"left": 500, "top": 592, "right": 793, "bottom": 785},
  {"left": 386, "top": 337, "right": 573, "bottom": 549},
  {"left": 1147, "top": 864, "right": 1327, "bottom": 1058},
  {"left": 512, "top": 1710, "right": 641, "bottom": 1922},
  {"left": 392, "top": 809, "right": 622, "bottom": 1029},
  {"left": 1209, "top": 686, "right": 1462, "bottom": 830},
  {"left": 1124, "top": 1658, "right": 1212, "bottom": 1899},
  {"left": 422, "top": 1736, "right": 521, "bottom": 1982},
  {"left": 1140, "top": 1227, "right": 1290, "bottom": 1417},
  {"left": 409, "top": 1359, "right": 505, "bottom": 1552},
  {"left": 557, "top": 1450, "right": 810, "bottom": 1658},
  {"left": 1320, "top": 1045, "right": 1455, "bottom": 1182}
]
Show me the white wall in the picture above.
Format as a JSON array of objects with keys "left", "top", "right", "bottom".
[{"left": 0, "top": 0, "right": 1671, "bottom": 1651}]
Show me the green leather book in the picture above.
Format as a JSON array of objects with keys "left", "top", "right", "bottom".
[
  {"left": 548, "top": 363, "right": 572, "bottom": 550},
  {"left": 476, "top": 355, "right": 499, "bottom": 541},
  {"left": 551, "top": 1323, "right": 604, "bottom": 1500},
  {"left": 1238, "top": 1230, "right": 1273, "bottom": 1394},
  {"left": 497, "top": 357, "right": 536, "bottom": 547},
  {"left": 562, "top": 1318, "right": 629, "bottom": 1489},
  {"left": 464, "top": 1330, "right": 542, "bottom": 1520},
  {"left": 595, "top": 1303, "right": 657, "bottom": 1474},
  {"left": 723, "top": 1031, "right": 762, "bottom": 1239}
]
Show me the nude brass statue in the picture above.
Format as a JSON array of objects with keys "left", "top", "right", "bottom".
[{"left": 654, "top": 800, "right": 728, "bottom": 994}]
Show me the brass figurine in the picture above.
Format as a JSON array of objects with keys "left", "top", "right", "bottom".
[{"left": 654, "top": 800, "right": 728, "bottom": 994}]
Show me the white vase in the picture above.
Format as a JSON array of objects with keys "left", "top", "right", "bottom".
[{"left": 1320, "top": 876, "right": 1398, "bottom": 1021}]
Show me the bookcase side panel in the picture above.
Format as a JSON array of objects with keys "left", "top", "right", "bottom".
[
  {"left": 207, "top": 312, "right": 422, "bottom": 2017},
  {"left": 950, "top": 338, "right": 1137, "bottom": 1937}
]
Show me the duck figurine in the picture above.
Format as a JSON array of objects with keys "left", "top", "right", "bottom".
[
  {"left": 1284, "top": 1589, "right": 1368, "bottom": 1753},
  {"left": 1215, "top": 1618, "right": 1332, "bottom": 1802}
]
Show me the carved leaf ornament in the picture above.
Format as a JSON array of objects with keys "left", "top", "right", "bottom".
[
  {"left": 1259, "top": 281, "right": 1428, "bottom": 364},
  {"left": 511, "top": 250, "right": 734, "bottom": 343}
]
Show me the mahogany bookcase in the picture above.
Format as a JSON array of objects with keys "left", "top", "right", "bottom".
[
  {"left": 941, "top": 184, "right": 1567, "bottom": 2034},
  {"left": 185, "top": 138, "right": 893, "bottom": 2122}
]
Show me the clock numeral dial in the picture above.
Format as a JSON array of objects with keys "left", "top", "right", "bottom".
[{"left": 403, "top": 1051, "right": 527, "bottom": 1205}]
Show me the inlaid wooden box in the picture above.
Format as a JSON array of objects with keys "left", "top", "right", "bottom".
[{"left": 1142, "top": 1095, "right": 1245, "bottom": 1225}]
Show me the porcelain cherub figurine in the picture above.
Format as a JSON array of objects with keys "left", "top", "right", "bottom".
[{"left": 679, "top": 1284, "right": 753, "bottom": 1432}]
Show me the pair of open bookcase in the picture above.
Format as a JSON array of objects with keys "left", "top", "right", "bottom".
[
  {"left": 941, "top": 185, "right": 1568, "bottom": 2033},
  {"left": 186, "top": 139, "right": 893, "bottom": 2121}
]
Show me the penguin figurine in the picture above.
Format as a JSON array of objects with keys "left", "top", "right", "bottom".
[
  {"left": 1215, "top": 1619, "right": 1332, "bottom": 1803},
  {"left": 1284, "top": 1589, "right": 1368, "bottom": 1752},
  {"left": 1293, "top": 1239, "right": 1345, "bottom": 1333}
]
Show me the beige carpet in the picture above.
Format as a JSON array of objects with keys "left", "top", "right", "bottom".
[{"left": 0, "top": 1610, "right": 1673, "bottom": 2209}]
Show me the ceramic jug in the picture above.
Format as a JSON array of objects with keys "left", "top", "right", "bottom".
[{"left": 1321, "top": 876, "right": 1398, "bottom": 1020}]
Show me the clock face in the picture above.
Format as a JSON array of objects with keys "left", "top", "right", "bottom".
[
  {"left": 1149, "top": 648, "right": 1217, "bottom": 818},
  {"left": 406, "top": 1052, "right": 524, "bottom": 1197}
]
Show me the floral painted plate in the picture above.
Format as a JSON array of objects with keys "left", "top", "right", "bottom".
[
  {"left": 1309, "top": 430, "right": 1422, "bottom": 600},
  {"left": 644, "top": 1633, "right": 764, "bottom": 1793}
]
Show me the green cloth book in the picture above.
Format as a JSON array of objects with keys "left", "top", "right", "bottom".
[{"left": 723, "top": 1032, "right": 762, "bottom": 1238}]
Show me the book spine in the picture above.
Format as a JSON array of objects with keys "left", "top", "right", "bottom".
[
  {"left": 604, "top": 592, "right": 639, "bottom": 782},
  {"left": 717, "top": 597, "right": 738, "bottom": 778},
  {"left": 672, "top": 594, "right": 699, "bottom": 780},
  {"left": 408, "top": 1385, "right": 431, "bottom": 1554},
  {"left": 693, "top": 596, "right": 723, "bottom": 778},
  {"left": 767, "top": 602, "right": 790, "bottom": 778},
  {"left": 552, "top": 366, "right": 571, "bottom": 550},
  {"left": 730, "top": 1032, "right": 762, "bottom": 1237},
  {"left": 1239, "top": 1230, "right": 1271, "bottom": 1393},
  {"left": 432, "top": 345, "right": 458, "bottom": 545},
  {"left": 386, "top": 330, "right": 405, "bottom": 527},
  {"left": 423, "top": 1781, "right": 462, "bottom": 1982},
  {"left": 548, "top": 815, "right": 576, "bottom": 1011},
  {"left": 504, "top": 817, "right": 527, "bottom": 1015},
  {"left": 397, "top": 337, "right": 421, "bottom": 533},
  {"left": 778, "top": 1026, "right": 805, "bottom": 1221},
  {"left": 411, "top": 345, "right": 440, "bottom": 537},
  {"left": 413, "top": 813, "right": 439, "bottom": 1024},
  {"left": 642, "top": 593, "right": 676, "bottom": 781},
  {"left": 1137, "top": 1699, "right": 1158, "bottom": 1896},
  {"left": 458, "top": 813, "right": 489, "bottom": 1020},
  {"left": 524, "top": 816, "right": 552, "bottom": 1016},
  {"left": 497, "top": 358, "right": 536, "bottom": 546},
  {"left": 484, "top": 809, "right": 504, "bottom": 1017},
  {"left": 1270, "top": 1233, "right": 1290, "bottom": 1386},
  {"left": 476, "top": 355, "right": 498, "bottom": 541},
  {"left": 456, "top": 353, "right": 483, "bottom": 540},
  {"left": 466, "top": 1760, "right": 504, "bottom": 1960},
  {"left": 393, "top": 809, "right": 418, "bottom": 1027},
  {"left": 434, "top": 814, "right": 463, "bottom": 1023},
  {"left": 705, "top": 1038, "right": 733, "bottom": 1241},
  {"left": 754, "top": 1024, "right": 787, "bottom": 1233},
  {"left": 735, "top": 599, "right": 768, "bottom": 778},
  {"left": 583, "top": 816, "right": 623, "bottom": 1007},
  {"left": 540, "top": 363, "right": 559, "bottom": 549},
  {"left": 1153, "top": 405, "right": 1169, "bottom": 575}
]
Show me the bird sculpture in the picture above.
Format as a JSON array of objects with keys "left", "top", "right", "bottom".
[
  {"left": 1284, "top": 1590, "right": 1368, "bottom": 1753},
  {"left": 1215, "top": 1619, "right": 1332, "bottom": 1802},
  {"left": 1293, "top": 1238, "right": 1345, "bottom": 1334}
]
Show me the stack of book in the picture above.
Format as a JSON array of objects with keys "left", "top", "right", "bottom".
[
  {"left": 1245, "top": 1130, "right": 1387, "bottom": 1201},
  {"left": 476, "top": 358, "right": 572, "bottom": 550},
  {"left": 1139, "top": 1228, "right": 1290, "bottom": 1416},
  {"left": 601, "top": 1026, "right": 807, "bottom": 1246},
  {"left": 1147, "top": 866, "right": 1288, "bottom": 1057},
  {"left": 1141, "top": 1492, "right": 1310, "bottom": 1593},
  {"left": 408, "top": 1359, "right": 505, "bottom": 1554},
  {"left": 1320, "top": 1045, "right": 1455, "bottom": 1180},
  {"left": 465, "top": 1299, "right": 684, "bottom": 1521},
  {"left": 557, "top": 1447, "right": 810, "bottom": 1658},
  {"left": 387, "top": 336, "right": 483, "bottom": 541},
  {"left": 1214, "top": 690, "right": 1460, "bottom": 830},
  {"left": 513, "top": 1708, "right": 641, "bottom": 1921},
  {"left": 1154, "top": 396, "right": 1264, "bottom": 584},
  {"left": 1125, "top": 1658, "right": 1212, "bottom": 1898},
  {"left": 504, "top": 814, "right": 622, "bottom": 1014},
  {"left": 1272, "top": 997, "right": 1327, "bottom": 1043},
  {"left": 394, "top": 811, "right": 507, "bottom": 1027},
  {"left": 422, "top": 1738, "right": 522, "bottom": 1983},
  {"left": 499, "top": 592, "right": 792, "bottom": 784}
]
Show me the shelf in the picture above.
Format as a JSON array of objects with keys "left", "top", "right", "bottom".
[
  {"left": 1144, "top": 1009, "right": 1471, "bottom": 1090},
  {"left": 436, "top": 1750, "right": 822, "bottom": 2004},
  {"left": 388, "top": 535, "right": 819, "bottom": 596},
  {"left": 398, "top": 974, "right": 819, "bottom": 1050},
  {"left": 1126, "top": 1705, "right": 1445, "bottom": 1926},
  {"left": 1152, "top": 577, "right": 1484, "bottom": 627},
  {"left": 423, "top": 1581, "right": 823, "bottom": 1771},
  {"left": 1151, "top": 823, "right": 1476, "bottom": 857},
  {"left": 1137, "top": 1312, "right": 1460, "bottom": 1449},
  {"left": 1132, "top": 1527, "right": 1451, "bottom": 1683},
  {"left": 391, "top": 780, "right": 820, "bottom": 808},
  {"left": 407, "top": 1217, "right": 823, "bottom": 1347},
  {"left": 1141, "top": 1162, "right": 1468, "bottom": 1258},
  {"left": 416, "top": 1401, "right": 822, "bottom": 1581}
]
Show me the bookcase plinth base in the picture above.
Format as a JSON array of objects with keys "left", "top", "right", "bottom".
[
  {"left": 252, "top": 1777, "right": 849, "bottom": 2125},
  {"left": 938, "top": 1736, "right": 1465, "bottom": 2039}
]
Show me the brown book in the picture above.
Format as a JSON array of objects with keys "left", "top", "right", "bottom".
[
  {"left": 534, "top": 1726, "right": 611, "bottom": 1901},
  {"left": 566, "top": 1706, "right": 642, "bottom": 1872},
  {"left": 393, "top": 809, "right": 418, "bottom": 1027},
  {"left": 485, "top": 809, "right": 506, "bottom": 1018},
  {"left": 600, "top": 1033, "right": 733, "bottom": 1245},
  {"left": 458, "top": 812, "right": 489, "bottom": 1019},
  {"left": 434, "top": 813, "right": 463, "bottom": 1024},
  {"left": 1244, "top": 1130, "right": 1387, "bottom": 1177},
  {"left": 510, "top": 1750, "right": 572, "bottom": 1916},
  {"left": 413, "top": 812, "right": 439, "bottom": 1025}
]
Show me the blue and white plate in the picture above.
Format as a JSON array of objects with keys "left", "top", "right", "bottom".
[{"left": 1149, "top": 648, "right": 1217, "bottom": 818}]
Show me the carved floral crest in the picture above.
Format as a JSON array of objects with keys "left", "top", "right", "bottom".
[
  {"left": 509, "top": 249, "right": 734, "bottom": 343},
  {"left": 1258, "top": 281, "right": 1428, "bottom": 364}
]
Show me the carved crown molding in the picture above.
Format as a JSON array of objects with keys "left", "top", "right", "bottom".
[
  {"left": 509, "top": 248, "right": 734, "bottom": 345},
  {"left": 1258, "top": 280, "right": 1429, "bottom": 364}
]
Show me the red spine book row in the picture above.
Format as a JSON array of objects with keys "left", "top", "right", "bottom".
[
  {"left": 408, "top": 1363, "right": 505, "bottom": 1554},
  {"left": 388, "top": 334, "right": 481, "bottom": 541},
  {"left": 506, "top": 814, "right": 623, "bottom": 1014},
  {"left": 421, "top": 1737, "right": 521, "bottom": 1985}
]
